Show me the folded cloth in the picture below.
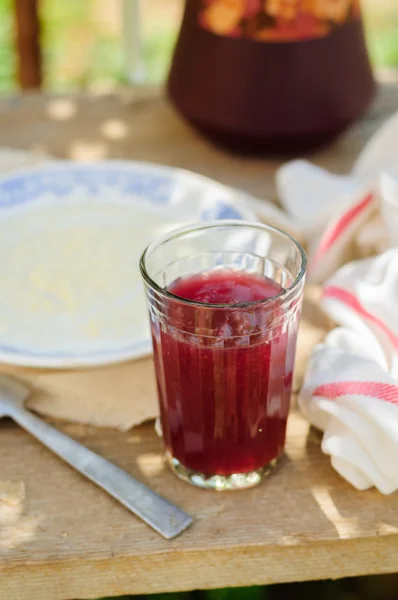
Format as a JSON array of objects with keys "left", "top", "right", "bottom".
[
  {"left": 298, "top": 248, "right": 398, "bottom": 494},
  {"left": 275, "top": 111, "right": 398, "bottom": 283}
]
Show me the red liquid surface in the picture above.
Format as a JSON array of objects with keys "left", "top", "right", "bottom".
[{"left": 151, "top": 270, "right": 299, "bottom": 476}]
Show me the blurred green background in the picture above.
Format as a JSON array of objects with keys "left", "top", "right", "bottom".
[
  {"left": 89, "top": 575, "right": 398, "bottom": 600},
  {"left": 1, "top": 0, "right": 398, "bottom": 93}
]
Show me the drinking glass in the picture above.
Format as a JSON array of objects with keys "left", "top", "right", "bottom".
[{"left": 140, "top": 221, "right": 306, "bottom": 490}]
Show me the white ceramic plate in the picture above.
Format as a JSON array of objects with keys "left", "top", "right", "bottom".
[{"left": 0, "top": 161, "right": 255, "bottom": 368}]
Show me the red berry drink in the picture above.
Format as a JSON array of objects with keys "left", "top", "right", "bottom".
[{"left": 141, "top": 222, "right": 306, "bottom": 489}]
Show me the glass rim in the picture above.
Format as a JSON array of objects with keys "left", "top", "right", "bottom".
[{"left": 139, "top": 219, "right": 307, "bottom": 309}]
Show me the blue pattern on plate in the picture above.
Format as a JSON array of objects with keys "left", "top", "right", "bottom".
[
  {"left": 200, "top": 202, "right": 244, "bottom": 221},
  {"left": 0, "top": 167, "right": 174, "bottom": 209}
]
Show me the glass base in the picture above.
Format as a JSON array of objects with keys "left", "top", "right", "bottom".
[{"left": 166, "top": 453, "right": 278, "bottom": 490}]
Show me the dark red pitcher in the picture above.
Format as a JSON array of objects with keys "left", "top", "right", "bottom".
[{"left": 167, "top": 0, "right": 375, "bottom": 154}]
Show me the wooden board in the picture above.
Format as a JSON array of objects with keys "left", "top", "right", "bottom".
[{"left": 1, "top": 76, "right": 398, "bottom": 599}]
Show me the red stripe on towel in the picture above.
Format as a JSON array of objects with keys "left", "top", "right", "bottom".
[
  {"left": 309, "top": 192, "right": 374, "bottom": 272},
  {"left": 313, "top": 381, "right": 398, "bottom": 406},
  {"left": 323, "top": 284, "right": 398, "bottom": 351}
]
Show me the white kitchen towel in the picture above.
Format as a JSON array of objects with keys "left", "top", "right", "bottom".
[
  {"left": 275, "top": 110, "right": 398, "bottom": 283},
  {"left": 298, "top": 248, "right": 398, "bottom": 494}
]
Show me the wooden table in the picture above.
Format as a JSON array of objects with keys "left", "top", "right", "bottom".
[{"left": 1, "top": 75, "right": 398, "bottom": 600}]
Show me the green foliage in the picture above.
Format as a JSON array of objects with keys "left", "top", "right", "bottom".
[
  {"left": 142, "top": 28, "right": 178, "bottom": 85},
  {"left": 96, "top": 593, "right": 192, "bottom": 600},
  {"left": 0, "top": 0, "right": 15, "bottom": 93},
  {"left": 201, "top": 586, "right": 266, "bottom": 600},
  {"left": 363, "top": 3, "right": 398, "bottom": 67},
  {"left": 145, "top": 594, "right": 192, "bottom": 600}
]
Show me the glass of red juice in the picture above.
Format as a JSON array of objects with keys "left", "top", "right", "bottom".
[{"left": 140, "top": 221, "right": 306, "bottom": 490}]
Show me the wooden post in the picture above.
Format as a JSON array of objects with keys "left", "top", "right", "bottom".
[
  {"left": 122, "top": 0, "right": 146, "bottom": 85},
  {"left": 14, "top": 0, "right": 42, "bottom": 89}
]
